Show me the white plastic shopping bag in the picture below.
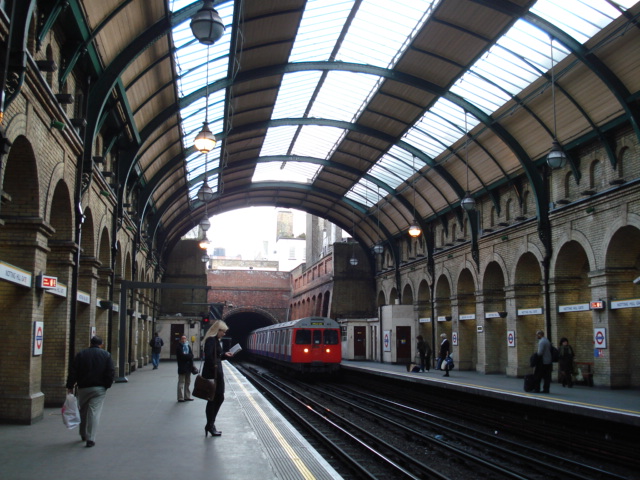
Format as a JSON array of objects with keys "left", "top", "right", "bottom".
[{"left": 62, "top": 393, "right": 81, "bottom": 429}]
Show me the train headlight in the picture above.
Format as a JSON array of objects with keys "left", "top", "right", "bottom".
[
  {"left": 303, "top": 348, "right": 309, "bottom": 353},
  {"left": 325, "top": 348, "right": 331, "bottom": 353}
]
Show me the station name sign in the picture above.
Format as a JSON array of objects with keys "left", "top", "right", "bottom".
[
  {"left": 610, "top": 298, "right": 640, "bottom": 309},
  {"left": 0, "top": 261, "right": 32, "bottom": 288},
  {"left": 558, "top": 303, "right": 590, "bottom": 313},
  {"left": 517, "top": 308, "right": 543, "bottom": 316}
]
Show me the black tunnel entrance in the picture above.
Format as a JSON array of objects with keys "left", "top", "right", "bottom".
[{"left": 219, "top": 310, "right": 275, "bottom": 357}]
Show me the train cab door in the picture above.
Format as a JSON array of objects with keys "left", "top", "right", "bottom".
[
  {"left": 396, "top": 326, "right": 411, "bottom": 363},
  {"left": 309, "top": 329, "right": 321, "bottom": 362},
  {"left": 354, "top": 326, "right": 366, "bottom": 359}
]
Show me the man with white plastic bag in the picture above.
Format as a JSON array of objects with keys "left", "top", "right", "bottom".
[
  {"left": 61, "top": 392, "right": 81, "bottom": 429},
  {"left": 65, "top": 336, "right": 115, "bottom": 448}
]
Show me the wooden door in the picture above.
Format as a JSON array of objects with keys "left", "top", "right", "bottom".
[{"left": 396, "top": 326, "right": 411, "bottom": 363}]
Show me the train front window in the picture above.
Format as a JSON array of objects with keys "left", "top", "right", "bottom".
[
  {"left": 324, "top": 329, "right": 339, "bottom": 345},
  {"left": 295, "top": 330, "right": 311, "bottom": 344},
  {"left": 313, "top": 330, "right": 322, "bottom": 345}
]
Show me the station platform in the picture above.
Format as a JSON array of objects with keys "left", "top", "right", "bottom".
[
  {"left": 341, "top": 360, "right": 640, "bottom": 427},
  {"left": 0, "top": 362, "right": 342, "bottom": 480}
]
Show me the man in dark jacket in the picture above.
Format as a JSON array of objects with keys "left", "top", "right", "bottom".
[
  {"left": 149, "top": 332, "right": 164, "bottom": 369},
  {"left": 176, "top": 335, "right": 194, "bottom": 402},
  {"left": 66, "top": 336, "right": 115, "bottom": 448}
]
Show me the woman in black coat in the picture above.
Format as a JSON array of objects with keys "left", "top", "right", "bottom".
[
  {"left": 202, "top": 320, "right": 233, "bottom": 436},
  {"left": 558, "top": 337, "right": 575, "bottom": 388}
]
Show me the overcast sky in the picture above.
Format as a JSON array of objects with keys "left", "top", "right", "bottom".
[{"left": 204, "top": 207, "right": 307, "bottom": 258}]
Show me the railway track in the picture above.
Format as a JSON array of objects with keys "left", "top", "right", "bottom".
[
  {"left": 237, "top": 364, "right": 636, "bottom": 480},
  {"left": 239, "top": 365, "right": 447, "bottom": 479},
  {"left": 341, "top": 369, "right": 640, "bottom": 472}
]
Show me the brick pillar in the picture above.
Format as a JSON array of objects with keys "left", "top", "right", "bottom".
[
  {"left": 77, "top": 256, "right": 100, "bottom": 348},
  {"left": 0, "top": 218, "right": 53, "bottom": 423},
  {"left": 454, "top": 293, "right": 477, "bottom": 371},
  {"left": 42, "top": 241, "right": 76, "bottom": 407},
  {"left": 97, "top": 266, "right": 113, "bottom": 345},
  {"left": 475, "top": 292, "right": 488, "bottom": 373},
  {"left": 111, "top": 276, "right": 123, "bottom": 374},
  {"left": 591, "top": 269, "right": 634, "bottom": 388},
  {"left": 510, "top": 283, "right": 543, "bottom": 377}
]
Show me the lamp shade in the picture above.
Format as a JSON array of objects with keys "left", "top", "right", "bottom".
[
  {"left": 349, "top": 256, "right": 359, "bottom": 266},
  {"left": 461, "top": 192, "right": 476, "bottom": 212},
  {"left": 547, "top": 140, "right": 567, "bottom": 169},
  {"left": 194, "top": 122, "right": 216, "bottom": 153},
  {"left": 199, "top": 217, "right": 211, "bottom": 232},
  {"left": 408, "top": 222, "right": 421, "bottom": 237},
  {"left": 201, "top": 253, "right": 210, "bottom": 263},
  {"left": 190, "top": 1, "right": 225, "bottom": 45},
  {"left": 197, "top": 181, "right": 214, "bottom": 202},
  {"left": 373, "top": 243, "right": 384, "bottom": 255}
]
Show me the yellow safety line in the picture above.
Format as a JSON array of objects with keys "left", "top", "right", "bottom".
[{"left": 228, "top": 368, "right": 317, "bottom": 480}]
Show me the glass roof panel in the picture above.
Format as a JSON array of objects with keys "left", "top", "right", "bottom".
[
  {"left": 347, "top": 177, "right": 382, "bottom": 209},
  {"left": 291, "top": 125, "right": 346, "bottom": 159},
  {"left": 260, "top": 126, "right": 298, "bottom": 157},
  {"left": 308, "top": 71, "right": 380, "bottom": 122},
  {"left": 257, "top": 0, "right": 436, "bottom": 183},
  {"left": 186, "top": 151, "right": 220, "bottom": 181},
  {"left": 367, "top": 145, "right": 418, "bottom": 191},
  {"left": 531, "top": 0, "right": 636, "bottom": 44},
  {"left": 253, "top": 161, "right": 322, "bottom": 184}
]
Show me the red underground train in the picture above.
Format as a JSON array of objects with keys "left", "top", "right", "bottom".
[{"left": 246, "top": 317, "right": 342, "bottom": 374}]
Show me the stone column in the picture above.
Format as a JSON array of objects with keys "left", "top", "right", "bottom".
[{"left": 0, "top": 218, "right": 53, "bottom": 423}]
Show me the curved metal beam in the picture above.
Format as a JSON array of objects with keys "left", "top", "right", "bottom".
[{"left": 525, "top": 12, "right": 640, "bottom": 143}]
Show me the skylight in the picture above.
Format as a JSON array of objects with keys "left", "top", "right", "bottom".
[
  {"left": 345, "top": 0, "right": 634, "bottom": 206},
  {"left": 169, "top": 0, "right": 634, "bottom": 209},
  {"left": 255, "top": 0, "right": 436, "bottom": 184}
]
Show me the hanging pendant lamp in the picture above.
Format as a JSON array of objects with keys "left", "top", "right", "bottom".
[
  {"left": 408, "top": 156, "right": 421, "bottom": 238},
  {"left": 547, "top": 37, "right": 567, "bottom": 170},
  {"left": 190, "top": 0, "right": 225, "bottom": 46},
  {"left": 461, "top": 111, "right": 476, "bottom": 212}
]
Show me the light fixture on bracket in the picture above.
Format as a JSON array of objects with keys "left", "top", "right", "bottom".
[
  {"left": 461, "top": 110, "right": 476, "bottom": 212},
  {"left": 408, "top": 156, "right": 421, "bottom": 238},
  {"left": 373, "top": 185, "right": 384, "bottom": 255},
  {"left": 190, "top": 0, "right": 225, "bottom": 46},
  {"left": 547, "top": 36, "right": 568, "bottom": 170}
]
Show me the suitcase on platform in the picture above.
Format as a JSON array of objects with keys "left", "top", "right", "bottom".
[{"left": 524, "top": 373, "right": 536, "bottom": 392}]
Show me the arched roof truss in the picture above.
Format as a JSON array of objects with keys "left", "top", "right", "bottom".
[{"left": 53, "top": 0, "right": 639, "bottom": 267}]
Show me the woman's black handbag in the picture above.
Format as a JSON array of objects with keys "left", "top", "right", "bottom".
[{"left": 192, "top": 374, "right": 216, "bottom": 401}]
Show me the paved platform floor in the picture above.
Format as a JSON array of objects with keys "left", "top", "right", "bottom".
[
  {"left": 342, "top": 360, "right": 640, "bottom": 425},
  {"left": 0, "top": 362, "right": 341, "bottom": 480}
]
